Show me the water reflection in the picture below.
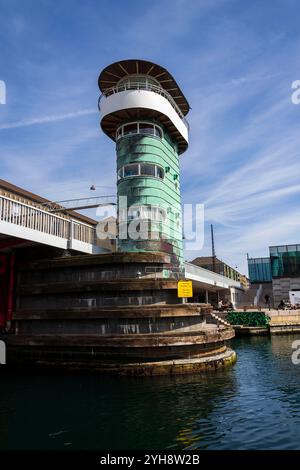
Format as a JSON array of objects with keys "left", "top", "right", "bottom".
[{"left": 1, "top": 335, "right": 300, "bottom": 449}]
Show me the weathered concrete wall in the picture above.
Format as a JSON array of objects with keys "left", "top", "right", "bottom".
[
  {"left": 272, "top": 277, "right": 300, "bottom": 305},
  {"left": 17, "top": 252, "right": 181, "bottom": 309},
  {"left": 269, "top": 310, "right": 300, "bottom": 332},
  {"left": 15, "top": 315, "right": 207, "bottom": 335},
  {"left": 5, "top": 252, "right": 236, "bottom": 373}
]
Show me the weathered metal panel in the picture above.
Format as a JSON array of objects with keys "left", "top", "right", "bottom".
[{"left": 117, "top": 131, "right": 184, "bottom": 269}]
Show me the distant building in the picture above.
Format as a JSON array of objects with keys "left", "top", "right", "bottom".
[
  {"left": 248, "top": 244, "right": 300, "bottom": 306},
  {"left": 270, "top": 244, "right": 300, "bottom": 277},
  {"left": 247, "top": 257, "right": 272, "bottom": 283},
  {"left": 270, "top": 244, "right": 300, "bottom": 305},
  {"left": 191, "top": 256, "right": 242, "bottom": 282},
  {"left": 239, "top": 274, "right": 250, "bottom": 290}
]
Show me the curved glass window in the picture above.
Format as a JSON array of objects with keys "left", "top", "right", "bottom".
[
  {"left": 118, "top": 74, "right": 161, "bottom": 90},
  {"left": 118, "top": 163, "right": 164, "bottom": 180},
  {"left": 123, "top": 164, "right": 139, "bottom": 177},
  {"left": 140, "top": 163, "right": 156, "bottom": 177},
  {"left": 116, "top": 127, "right": 123, "bottom": 140},
  {"left": 128, "top": 207, "right": 141, "bottom": 220},
  {"left": 156, "top": 166, "right": 164, "bottom": 179},
  {"left": 153, "top": 126, "right": 162, "bottom": 138},
  {"left": 123, "top": 123, "right": 138, "bottom": 136},
  {"left": 139, "top": 123, "right": 155, "bottom": 136},
  {"left": 116, "top": 122, "right": 163, "bottom": 141},
  {"left": 127, "top": 205, "right": 167, "bottom": 221}
]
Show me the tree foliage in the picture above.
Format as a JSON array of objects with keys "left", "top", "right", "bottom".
[{"left": 227, "top": 311, "right": 270, "bottom": 327}]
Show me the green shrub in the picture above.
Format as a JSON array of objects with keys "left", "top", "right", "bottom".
[{"left": 227, "top": 311, "right": 270, "bottom": 327}]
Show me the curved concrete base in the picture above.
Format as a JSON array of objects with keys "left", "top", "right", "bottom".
[
  {"left": 5, "top": 347, "right": 237, "bottom": 377},
  {"left": 10, "top": 252, "right": 237, "bottom": 376},
  {"left": 234, "top": 325, "right": 269, "bottom": 336},
  {"left": 74, "top": 347, "right": 237, "bottom": 376}
]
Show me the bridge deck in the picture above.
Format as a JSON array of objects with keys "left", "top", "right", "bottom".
[
  {"left": 0, "top": 194, "right": 243, "bottom": 289},
  {"left": 0, "top": 194, "right": 104, "bottom": 254}
]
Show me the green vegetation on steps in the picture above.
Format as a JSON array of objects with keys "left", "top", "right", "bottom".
[{"left": 227, "top": 311, "right": 270, "bottom": 327}]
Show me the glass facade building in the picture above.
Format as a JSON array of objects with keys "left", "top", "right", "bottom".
[
  {"left": 248, "top": 245, "right": 300, "bottom": 282},
  {"left": 269, "top": 244, "right": 300, "bottom": 278},
  {"left": 248, "top": 257, "right": 272, "bottom": 283}
]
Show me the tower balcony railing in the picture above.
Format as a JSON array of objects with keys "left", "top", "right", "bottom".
[{"left": 98, "top": 81, "right": 189, "bottom": 129}]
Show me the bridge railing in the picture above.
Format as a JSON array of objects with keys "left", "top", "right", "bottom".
[
  {"left": 144, "top": 266, "right": 184, "bottom": 280},
  {"left": 71, "top": 219, "right": 96, "bottom": 245},
  {"left": 0, "top": 194, "right": 97, "bottom": 248},
  {"left": 185, "top": 262, "right": 242, "bottom": 289},
  {"left": 0, "top": 195, "right": 69, "bottom": 237}
]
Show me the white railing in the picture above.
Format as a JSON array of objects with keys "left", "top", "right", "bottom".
[
  {"left": 144, "top": 266, "right": 184, "bottom": 280},
  {"left": 144, "top": 263, "right": 243, "bottom": 288},
  {"left": 185, "top": 262, "right": 242, "bottom": 289},
  {"left": 0, "top": 195, "right": 69, "bottom": 237},
  {"left": 71, "top": 219, "right": 96, "bottom": 245},
  {"left": 0, "top": 194, "right": 98, "bottom": 251},
  {"left": 99, "top": 81, "right": 189, "bottom": 129}
]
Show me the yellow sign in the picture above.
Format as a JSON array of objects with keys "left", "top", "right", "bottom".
[{"left": 177, "top": 280, "right": 193, "bottom": 298}]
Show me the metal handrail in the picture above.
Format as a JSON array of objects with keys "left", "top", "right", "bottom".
[
  {"left": 185, "top": 262, "right": 242, "bottom": 288},
  {"left": 98, "top": 81, "right": 189, "bottom": 129},
  {"left": 144, "top": 266, "right": 184, "bottom": 280},
  {"left": 0, "top": 194, "right": 97, "bottom": 245},
  {"left": 42, "top": 195, "right": 116, "bottom": 213}
]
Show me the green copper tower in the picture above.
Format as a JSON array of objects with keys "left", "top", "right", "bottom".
[{"left": 98, "top": 60, "right": 189, "bottom": 269}]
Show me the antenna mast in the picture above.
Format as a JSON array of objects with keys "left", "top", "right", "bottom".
[{"left": 211, "top": 224, "right": 216, "bottom": 273}]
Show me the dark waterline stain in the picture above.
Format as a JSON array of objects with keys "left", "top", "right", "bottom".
[{"left": 1, "top": 335, "right": 300, "bottom": 450}]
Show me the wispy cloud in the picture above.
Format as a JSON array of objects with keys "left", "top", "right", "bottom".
[
  {"left": 1, "top": 0, "right": 300, "bottom": 275},
  {"left": 0, "top": 108, "right": 97, "bottom": 130}
]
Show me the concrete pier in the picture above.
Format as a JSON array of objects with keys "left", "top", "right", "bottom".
[{"left": 4, "top": 251, "right": 236, "bottom": 374}]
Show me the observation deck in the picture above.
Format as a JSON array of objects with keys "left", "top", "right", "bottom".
[{"left": 98, "top": 60, "right": 190, "bottom": 154}]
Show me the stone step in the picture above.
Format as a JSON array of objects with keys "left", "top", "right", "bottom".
[{"left": 209, "top": 312, "right": 231, "bottom": 327}]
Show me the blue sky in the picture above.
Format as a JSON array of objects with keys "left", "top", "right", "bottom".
[{"left": 1, "top": 0, "right": 300, "bottom": 274}]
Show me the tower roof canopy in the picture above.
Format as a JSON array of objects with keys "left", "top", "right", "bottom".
[{"left": 98, "top": 59, "right": 190, "bottom": 116}]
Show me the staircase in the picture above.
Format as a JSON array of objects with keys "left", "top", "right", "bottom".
[
  {"left": 240, "top": 282, "right": 274, "bottom": 308},
  {"left": 254, "top": 284, "right": 263, "bottom": 306},
  {"left": 258, "top": 283, "right": 274, "bottom": 308},
  {"left": 241, "top": 285, "right": 260, "bottom": 306},
  {"left": 209, "top": 311, "right": 231, "bottom": 327}
]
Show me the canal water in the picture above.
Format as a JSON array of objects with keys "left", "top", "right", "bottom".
[{"left": 1, "top": 335, "right": 300, "bottom": 450}]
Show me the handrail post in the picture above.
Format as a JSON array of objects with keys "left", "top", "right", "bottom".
[{"left": 68, "top": 219, "right": 74, "bottom": 249}]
